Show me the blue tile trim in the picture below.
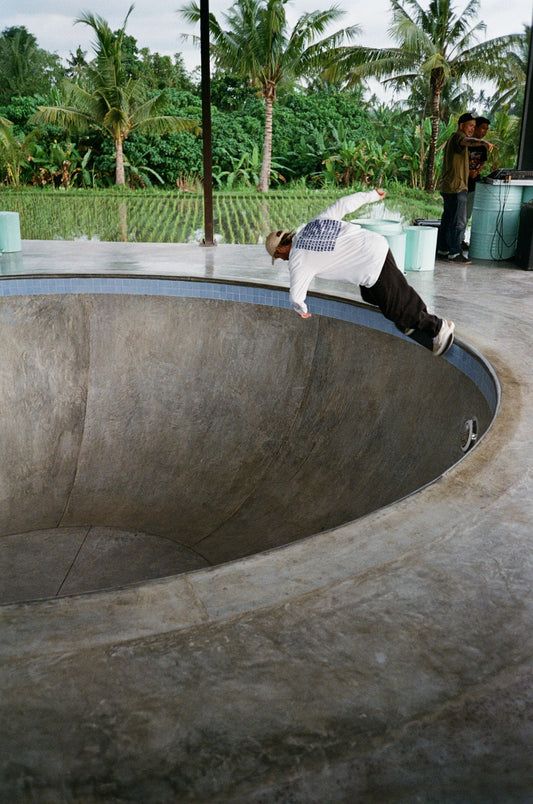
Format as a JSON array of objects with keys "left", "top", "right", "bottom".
[{"left": 0, "top": 275, "right": 499, "bottom": 414}]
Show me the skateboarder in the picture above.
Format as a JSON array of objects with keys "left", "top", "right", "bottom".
[{"left": 265, "top": 188, "right": 455, "bottom": 356}]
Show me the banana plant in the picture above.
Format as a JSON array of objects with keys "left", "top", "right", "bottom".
[
  {"left": 0, "top": 116, "right": 41, "bottom": 186},
  {"left": 213, "top": 146, "right": 286, "bottom": 188},
  {"left": 29, "top": 141, "right": 96, "bottom": 187}
]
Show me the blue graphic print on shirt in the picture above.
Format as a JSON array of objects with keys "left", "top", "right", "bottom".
[{"left": 296, "top": 219, "right": 342, "bottom": 252}]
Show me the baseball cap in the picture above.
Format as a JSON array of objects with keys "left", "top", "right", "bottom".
[
  {"left": 458, "top": 112, "right": 475, "bottom": 125},
  {"left": 265, "top": 230, "right": 290, "bottom": 264}
]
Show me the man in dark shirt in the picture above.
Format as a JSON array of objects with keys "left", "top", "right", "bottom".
[{"left": 465, "top": 117, "right": 491, "bottom": 239}]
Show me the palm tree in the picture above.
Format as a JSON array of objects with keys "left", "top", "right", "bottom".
[
  {"left": 335, "top": 0, "right": 525, "bottom": 191},
  {"left": 65, "top": 46, "right": 89, "bottom": 84},
  {"left": 31, "top": 6, "right": 199, "bottom": 185},
  {"left": 0, "top": 25, "right": 64, "bottom": 105},
  {"left": 490, "top": 24, "right": 531, "bottom": 116},
  {"left": 179, "top": 0, "right": 360, "bottom": 191}
]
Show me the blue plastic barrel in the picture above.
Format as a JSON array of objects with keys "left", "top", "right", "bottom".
[
  {"left": 404, "top": 225, "right": 438, "bottom": 271},
  {"left": 352, "top": 219, "right": 406, "bottom": 272},
  {"left": 469, "top": 183, "right": 523, "bottom": 260},
  {"left": 0, "top": 211, "right": 22, "bottom": 252},
  {"left": 377, "top": 226, "right": 407, "bottom": 273},
  {"left": 522, "top": 186, "right": 533, "bottom": 204},
  {"left": 353, "top": 218, "right": 403, "bottom": 232}
]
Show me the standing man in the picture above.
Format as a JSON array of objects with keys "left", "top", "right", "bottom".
[
  {"left": 265, "top": 188, "right": 455, "bottom": 357},
  {"left": 465, "top": 116, "right": 492, "bottom": 243},
  {"left": 437, "top": 112, "right": 496, "bottom": 264}
]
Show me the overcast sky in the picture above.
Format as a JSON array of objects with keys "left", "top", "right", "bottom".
[{"left": 2, "top": 0, "right": 532, "bottom": 80}]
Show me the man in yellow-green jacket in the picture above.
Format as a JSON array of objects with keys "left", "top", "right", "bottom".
[{"left": 437, "top": 112, "right": 496, "bottom": 264}]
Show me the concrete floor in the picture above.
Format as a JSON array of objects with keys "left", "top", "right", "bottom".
[{"left": 1, "top": 240, "right": 532, "bottom": 802}]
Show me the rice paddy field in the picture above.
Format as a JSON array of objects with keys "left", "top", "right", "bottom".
[{"left": 0, "top": 189, "right": 442, "bottom": 244}]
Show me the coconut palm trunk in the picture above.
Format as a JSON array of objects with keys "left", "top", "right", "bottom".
[
  {"left": 425, "top": 77, "right": 443, "bottom": 192},
  {"left": 258, "top": 81, "right": 275, "bottom": 192},
  {"left": 418, "top": 118, "right": 425, "bottom": 189},
  {"left": 115, "top": 136, "right": 126, "bottom": 186}
]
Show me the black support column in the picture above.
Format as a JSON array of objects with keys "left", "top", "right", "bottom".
[
  {"left": 200, "top": 0, "right": 215, "bottom": 246},
  {"left": 517, "top": 13, "right": 533, "bottom": 170}
]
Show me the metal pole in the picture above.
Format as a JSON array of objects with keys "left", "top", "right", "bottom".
[
  {"left": 517, "top": 13, "right": 533, "bottom": 170},
  {"left": 200, "top": 0, "right": 215, "bottom": 246}
]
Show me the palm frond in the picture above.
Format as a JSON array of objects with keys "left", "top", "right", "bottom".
[
  {"left": 133, "top": 114, "right": 201, "bottom": 136},
  {"left": 30, "top": 104, "right": 95, "bottom": 133}
]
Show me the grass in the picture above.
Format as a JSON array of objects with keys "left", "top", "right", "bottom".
[{"left": 0, "top": 185, "right": 443, "bottom": 244}]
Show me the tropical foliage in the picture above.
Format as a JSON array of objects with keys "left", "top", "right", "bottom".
[
  {"left": 0, "top": 26, "right": 64, "bottom": 105},
  {"left": 335, "top": 0, "right": 526, "bottom": 190},
  {"left": 490, "top": 24, "right": 531, "bottom": 115},
  {"left": 30, "top": 7, "right": 200, "bottom": 185},
  {"left": 0, "top": 115, "right": 40, "bottom": 187},
  {"left": 0, "top": 186, "right": 444, "bottom": 243},
  {"left": 0, "top": 1, "right": 528, "bottom": 193},
  {"left": 179, "top": 0, "right": 361, "bottom": 190}
]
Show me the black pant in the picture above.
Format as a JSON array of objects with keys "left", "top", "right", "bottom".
[
  {"left": 437, "top": 190, "right": 468, "bottom": 256},
  {"left": 360, "top": 249, "right": 442, "bottom": 349}
]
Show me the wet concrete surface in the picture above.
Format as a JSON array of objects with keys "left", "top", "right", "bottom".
[{"left": 0, "top": 241, "right": 532, "bottom": 802}]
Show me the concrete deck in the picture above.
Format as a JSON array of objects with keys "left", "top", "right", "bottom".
[{"left": 1, "top": 240, "right": 532, "bottom": 802}]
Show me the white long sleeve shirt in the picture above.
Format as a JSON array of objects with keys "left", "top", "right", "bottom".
[{"left": 288, "top": 190, "right": 389, "bottom": 315}]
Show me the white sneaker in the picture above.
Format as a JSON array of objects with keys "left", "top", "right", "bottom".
[{"left": 433, "top": 319, "right": 455, "bottom": 356}]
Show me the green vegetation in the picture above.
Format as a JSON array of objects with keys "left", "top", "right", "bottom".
[
  {"left": 0, "top": 186, "right": 443, "bottom": 243},
  {"left": 334, "top": 0, "right": 526, "bottom": 191},
  {"left": 179, "top": 0, "right": 361, "bottom": 190},
  {"left": 31, "top": 7, "right": 199, "bottom": 186},
  {"left": 0, "top": 3, "right": 528, "bottom": 206},
  {"left": 0, "top": 27, "right": 63, "bottom": 105}
]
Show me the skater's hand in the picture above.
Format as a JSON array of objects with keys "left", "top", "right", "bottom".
[
  {"left": 300, "top": 312, "right": 312, "bottom": 319},
  {"left": 375, "top": 189, "right": 386, "bottom": 200}
]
